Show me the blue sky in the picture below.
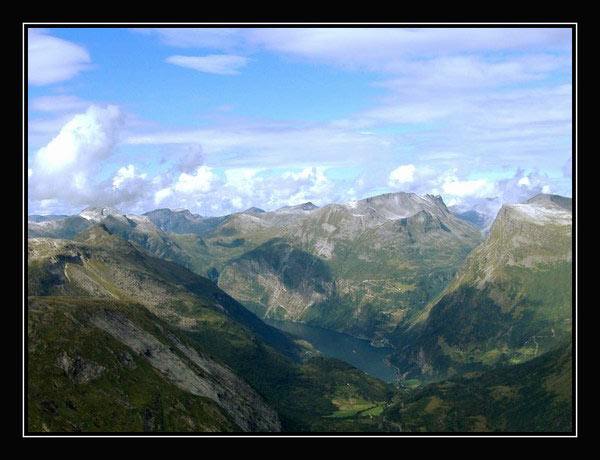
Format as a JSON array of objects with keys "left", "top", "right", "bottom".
[{"left": 27, "top": 27, "right": 573, "bottom": 216}]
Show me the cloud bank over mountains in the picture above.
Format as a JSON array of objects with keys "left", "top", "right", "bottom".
[{"left": 27, "top": 28, "right": 572, "bottom": 218}]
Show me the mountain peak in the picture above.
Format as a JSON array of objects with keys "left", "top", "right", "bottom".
[
  {"left": 526, "top": 193, "right": 572, "bottom": 211},
  {"left": 424, "top": 194, "right": 449, "bottom": 212},
  {"left": 79, "top": 207, "right": 123, "bottom": 222},
  {"left": 276, "top": 202, "right": 319, "bottom": 213},
  {"left": 300, "top": 202, "right": 318, "bottom": 210},
  {"left": 242, "top": 207, "right": 266, "bottom": 214}
]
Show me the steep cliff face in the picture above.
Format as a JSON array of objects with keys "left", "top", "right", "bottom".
[
  {"left": 214, "top": 193, "right": 482, "bottom": 339},
  {"left": 394, "top": 195, "right": 572, "bottom": 379},
  {"left": 28, "top": 296, "right": 281, "bottom": 432},
  {"left": 219, "top": 238, "right": 336, "bottom": 320}
]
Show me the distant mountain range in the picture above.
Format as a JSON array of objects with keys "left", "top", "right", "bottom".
[
  {"left": 29, "top": 193, "right": 484, "bottom": 341},
  {"left": 27, "top": 191, "right": 573, "bottom": 433}
]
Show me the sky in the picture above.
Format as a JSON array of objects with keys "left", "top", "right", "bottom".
[{"left": 27, "top": 27, "right": 573, "bottom": 217}]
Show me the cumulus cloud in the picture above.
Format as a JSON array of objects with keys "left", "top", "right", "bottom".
[
  {"left": 441, "top": 169, "right": 562, "bottom": 221},
  {"left": 154, "top": 187, "right": 173, "bottom": 205},
  {"left": 112, "top": 164, "right": 147, "bottom": 190},
  {"left": 173, "top": 165, "right": 218, "bottom": 193},
  {"left": 29, "top": 105, "right": 131, "bottom": 209},
  {"left": 280, "top": 167, "right": 332, "bottom": 205},
  {"left": 388, "top": 164, "right": 416, "bottom": 187},
  {"left": 153, "top": 165, "right": 219, "bottom": 208},
  {"left": 33, "top": 105, "right": 122, "bottom": 176},
  {"left": 441, "top": 177, "right": 496, "bottom": 199},
  {"left": 152, "top": 165, "right": 337, "bottom": 215},
  {"left": 166, "top": 55, "right": 248, "bottom": 75},
  {"left": 29, "top": 28, "right": 572, "bottom": 216},
  {"left": 28, "top": 29, "right": 92, "bottom": 85},
  {"left": 225, "top": 168, "right": 263, "bottom": 195}
]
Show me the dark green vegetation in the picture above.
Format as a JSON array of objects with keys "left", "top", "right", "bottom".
[
  {"left": 27, "top": 225, "right": 394, "bottom": 433},
  {"left": 383, "top": 343, "right": 572, "bottom": 432},
  {"left": 28, "top": 297, "right": 239, "bottom": 432},
  {"left": 27, "top": 192, "right": 574, "bottom": 433}
]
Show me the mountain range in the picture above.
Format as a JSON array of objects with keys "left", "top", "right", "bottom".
[
  {"left": 27, "top": 191, "right": 573, "bottom": 432},
  {"left": 392, "top": 194, "right": 572, "bottom": 379}
]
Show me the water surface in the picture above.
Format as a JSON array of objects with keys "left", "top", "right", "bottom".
[{"left": 265, "top": 319, "right": 396, "bottom": 383}]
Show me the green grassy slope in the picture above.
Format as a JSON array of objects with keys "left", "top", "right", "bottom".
[
  {"left": 27, "top": 226, "right": 395, "bottom": 432},
  {"left": 383, "top": 343, "right": 572, "bottom": 432},
  {"left": 28, "top": 297, "right": 241, "bottom": 432},
  {"left": 392, "top": 198, "right": 572, "bottom": 379}
]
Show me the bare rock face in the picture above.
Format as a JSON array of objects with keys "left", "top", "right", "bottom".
[
  {"left": 56, "top": 352, "right": 105, "bottom": 384},
  {"left": 90, "top": 309, "right": 281, "bottom": 432},
  {"left": 219, "top": 238, "right": 335, "bottom": 320}
]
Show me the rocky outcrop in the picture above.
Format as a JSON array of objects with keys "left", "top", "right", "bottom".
[
  {"left": 91, "top": 309, "right": 281, "bottom": 432},
  {"left": 56, "top": 352, "right": 105, "bottom": 384}
]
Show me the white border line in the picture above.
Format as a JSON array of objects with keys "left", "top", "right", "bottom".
[{"left": 22, "top": 21, "right": 578, "bottom": 438}]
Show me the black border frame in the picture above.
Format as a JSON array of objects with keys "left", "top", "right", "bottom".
[{"left": 19, "top": 20, "right": 581, "bottom": 438}]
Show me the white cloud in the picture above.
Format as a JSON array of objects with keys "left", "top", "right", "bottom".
[
  {"left": 112, "top": 164, "right": 147, "bottom": 190},
  {"left": 134, "top": 28, "right": 243, "bottom": 49},
  {"left": 247, "top": 28, "right": 570, "bottom": 71},
  {"left": 280, "top": 167, "right": 331, "bottom": 206},
  {"left": 28, "top": 29, "right": 92, "bottom": 85},
  {"left": 126, "top": 123, "right": 391, "bottom": 169},
  {"left": 29, "top": 105, "right": 128, "bottom": 208},
  {"left": 175, "top": 144, "right": 204, "bottom": 173},
  {"left": 30, "top": 95, "right": 90, "bottom": 113},
  {"left": 33, "top": 105, "right": 122, "bottom": 175},
  {"left": 388, "top": 164, "right": 416, "bottom": 187},
  {"left": 443, "top": 169, "right": 564, "bottom": 221},
  {"left": 173, "top": 165, "right": 217, "bottom": 194},
  {"left": 154, "top": 187, "right": 173, "bottom": 205},
  {"left": 225, "top": 168, "right": 262, "bottom": 195},
  {"left": 137, "top": 28, "right": 569, "bottom": 60},
  {"left": 166, "top": 54, "right": 248, "bottom": 75},
  {"left": 441, "top": 177, "right": 495, "bottom": 198},
  {"left": 28, "top": 28, "right": 572, "bottom": 216},
  {"left": 148, "top": 166, "right": 220, "bottom": 211},
  {"left": 230, "top": 196, "right": 243, "bottom": 209}
]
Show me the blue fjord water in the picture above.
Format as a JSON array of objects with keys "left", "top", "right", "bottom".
[{"left": 264, "top": 319, "right": 397, "bottom": 383}]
